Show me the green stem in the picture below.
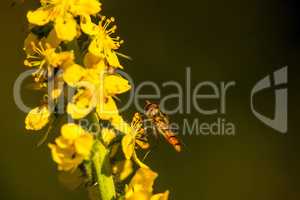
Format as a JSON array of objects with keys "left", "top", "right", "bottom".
[
  {"left": 67, "top": 39, "right": 116, "bottom": 200},
  {"left": 90, "top": 140, "right": 116, "bottom": 200}
]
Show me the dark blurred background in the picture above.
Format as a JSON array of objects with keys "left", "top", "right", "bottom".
[{"left": 0, "top": 0, "right": 299, "bottom": 199}]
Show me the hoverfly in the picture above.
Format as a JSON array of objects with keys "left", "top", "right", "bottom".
[{"left": 144, "top": 101, "right": 181, "bottom": 152}]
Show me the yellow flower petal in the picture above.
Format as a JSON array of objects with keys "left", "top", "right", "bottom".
[
  {"left": 67, "top": 102, "right": 91, "bottom": 119},
  {"left": 104, "top": 75, "right": 131, "bottom": 95},
  {"left": 129, "top": 168, "right": 158, "bottom": 193},
  {"left": 125, "top": 168, "right": 159, "bottom": 200},
  {"left": 75, "top": 134, "right": 94, "bottom": 158},
  {"left": 95, "top": 59, "right": 107, "bottom": 72},
  {"left": 88, "top": 36, "right": 104, "bottom": 57},
  {"left": 80, "top": 15, "right": 99, "bottom": 35},
  {"left": 70, "top": 0, "right": 101, "bottom": 16},
  {"left": 122, "top": 133, "right": 135, "bottom": 160},
  {"left": 107, "top": 50, "right": 122, "bottom": 68},
  {"left": 126, "top": 192, "right": 151, "bottom": 200},
  {"left": 27, "top": 8, "right": 51, "bottom": 26},
  {"left": 25, "top": 106, "right": 51, "bottom": 130},
  {"left": 83, "top": 68, "right": 103, "bottom": 85},
  {"left": 63, "top": 64, "right": 86, "bottom": 86},
  {"left": 96, "top": 96, "right": 119, "bottom": 120},
  {"left": 58, "top": 156, "right": 84, "bottom": 171},
  {"left": 48, "top": 144, "right": 63, "bottom": 164},
  {"left": 55, "top": 16, "right": 77, "bottom": 41},
  {"left": 55, "top": 137, "right": 71, "bottom": 149},
  {"left": 61, "top": 123, "right": 84, "bottom": 140},
  {"left": 151, "top": 191, "right": 169, "bottom": 200}
]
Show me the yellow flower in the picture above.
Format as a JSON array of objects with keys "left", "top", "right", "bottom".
[
  {"left": 63, "top": 51, "right": 130, "bottom": 119},
  {"left": 125, "top": 168, "right": 169, "bottom": 200},
  {"left": 67, "top": 81, "right": 118, "bottom": 121},
  {"left": 121, "top": 113, "right": 150, "bottom": 168},
  {"left": 66, "top": 68, "right": 103, "bottom": 119},
  {"left": 24, "top": 29, "right": 61, "bottom": 54},
  {"left": 66, "top": 61, "right": 129, "bottom": 120},
  {"left": 87, "top": 16, "right": 124, "bottom": 68},
  {"left": 49, "top": 123, "right": 94, "bottom": 171},
  {"left": 27, "top": 0, "right": 101, "bottom": 41},
  {"left": 24, "top": 35, "right": 74, "bottom": 83},
  {"left": 25, "top": 105, "right": 51, "bottom": 130},
  {"left": 67, "top": 89, "right": 94, "bottom": 119}
]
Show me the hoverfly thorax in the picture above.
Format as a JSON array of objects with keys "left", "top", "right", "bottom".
[{"left": 144, "top": 100, "right": 160, "bottom": 118}]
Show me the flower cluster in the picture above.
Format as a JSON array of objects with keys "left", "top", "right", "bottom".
[{"left": 23, "top": 1, "right": 170, "bottom": 200}]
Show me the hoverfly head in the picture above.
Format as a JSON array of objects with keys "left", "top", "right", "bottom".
[{"left": 144, "top": 101, "right": 159, "bottom": 118}]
